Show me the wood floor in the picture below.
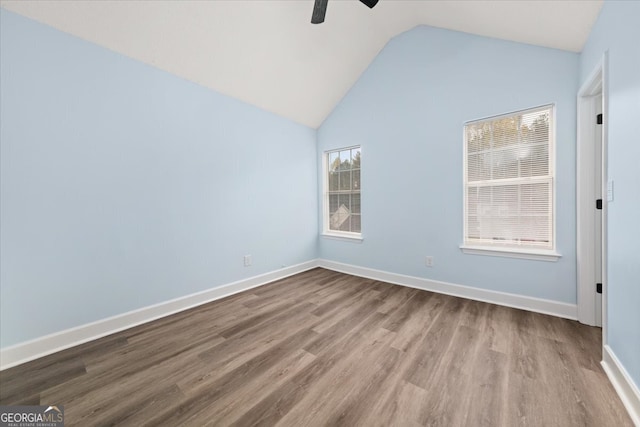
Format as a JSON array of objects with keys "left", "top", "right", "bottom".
[{"left": 0, "top": 268, "right": 632, "bottom": 426}]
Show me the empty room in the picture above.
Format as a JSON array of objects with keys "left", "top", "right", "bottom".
[{"left": 1, "top": 0, "right": 638, "bottom": 425}]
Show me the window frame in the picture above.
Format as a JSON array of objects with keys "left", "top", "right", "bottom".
[
  {"left": 322, "top": 145, "right": 363, "bottom": 241},
  {"left": 460, "top": 104, "right": 561, "bottom": 262}
]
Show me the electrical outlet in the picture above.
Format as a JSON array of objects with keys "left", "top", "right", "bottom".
[
  {"left": 425, "top": 256, "right": 434, "bottom": 267},
  {"left": 244, "top": 255, "right": 252, "bottom": 267}
]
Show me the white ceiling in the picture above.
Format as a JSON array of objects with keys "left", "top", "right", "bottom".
[{"left": 1, "top": 0, "right": 603, "bottom": 128}]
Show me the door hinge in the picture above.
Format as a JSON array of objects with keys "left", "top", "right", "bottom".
[
  {"left": 596, "top": 199, "right": 603, "bottom": 210},
  {"left": 597, "top": 114, "right": 603, "bottom": 125},
  {"left": 596, "top": 283, "right": 602, "bottom": 294}
]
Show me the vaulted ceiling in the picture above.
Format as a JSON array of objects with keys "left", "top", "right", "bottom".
[{"left": 0, "top": 1, "right": 603, "bottom": 128}]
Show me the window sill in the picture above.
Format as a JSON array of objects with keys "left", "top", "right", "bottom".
[
  {"left": 322, "top": 233, "right": 363, "bottom": 243},
  {"left": 459, "top": 245, "right": 561, "bottom": 262}
]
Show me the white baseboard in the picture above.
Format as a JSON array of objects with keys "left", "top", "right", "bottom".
[
  {"left": 318, "top": 259, "right": 578, "bottom": 320},
  {"left": 602, "top": 345, "right": 640, "bottom": 426},
  {"left": 0, "top": 260, "right": 320, "bottom": 371},
  {"left": 0, "top": 258, "right": 580, "bottom": 372}
]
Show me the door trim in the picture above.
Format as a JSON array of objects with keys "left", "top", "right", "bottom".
[{"left": 576, "top": 53, "right": 608, "bottom": 337}]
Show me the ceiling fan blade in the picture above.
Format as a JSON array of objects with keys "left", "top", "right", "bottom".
[
  {"left": 311, "top": 0, "right": 328, "bottom": 24},
  {"left": 359, "top": 0, "right": 379, "bottom": 8}
]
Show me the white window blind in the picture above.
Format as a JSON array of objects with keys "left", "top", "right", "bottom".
[
  {"left": 325, "top": 146, "right": 361, "bottom": 236},
  {"left": 464, "top": 105, "right": 554, "bottom": 251}
]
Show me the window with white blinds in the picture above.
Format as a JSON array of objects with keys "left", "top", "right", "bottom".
[
  {"left": 463, "top": 105, "right": 555, "bottom": 253},
  {"left": 324, "top": 146, "right": 361, "bottom": 237}
]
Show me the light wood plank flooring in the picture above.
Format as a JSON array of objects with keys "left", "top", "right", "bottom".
[{"left": 0, "top": 268, "right": 632, "bottom": 426}]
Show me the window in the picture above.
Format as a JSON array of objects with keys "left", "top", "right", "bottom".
[
  {"left": 462, "top": 105, "right": 559, "bottom": 260},
  {"left": 324, "top": 146, "right": 361, "bottom": 238}
]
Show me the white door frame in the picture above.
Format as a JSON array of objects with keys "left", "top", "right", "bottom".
[{"left": 576, "top": 53, "right": 608, "bottom": 341}]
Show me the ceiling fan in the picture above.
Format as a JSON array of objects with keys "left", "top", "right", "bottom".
[{"left": 311, "top": 0, "right": 379, "bottom": 24}]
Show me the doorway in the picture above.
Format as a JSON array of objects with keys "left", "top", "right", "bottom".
[{"left": 577, "top": 55, "right": 608, "bottom": 334}]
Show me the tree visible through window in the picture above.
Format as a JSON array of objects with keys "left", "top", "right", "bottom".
[
  {"left": 464, "top": 105, "right": 554, "bottom": 251},
  {"left": 326, "top": 147, "right": 361, "bottom": 235}
]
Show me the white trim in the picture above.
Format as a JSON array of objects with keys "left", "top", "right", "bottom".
[
  {"left": 322, "top": 145, "right": 362, "bottom": 237},
  {"left": 601, "top": 53, "right": 609, "bottom": 343},
  {"left": 321, "top": 233, "right": 363, "bottom": 243},
  {"left": 576, "top": 53, "right": 608, "bottom": 328},
  {"left": 318, "top": 259, "right": 577, "bottom": 319},
  {"left": 0, "top": 258, "right": 582, "bottom": 372},
  {"left": 465, "top": 103, "right": 559, "bottom": 125},
  {"left": 462, "top": 104, "right": 557, "bottom": 255},
  {"left": 5, "top": 257, "right": 634, "bottom": 424},
  {"left": 0, "top": 260, "right": 319, "bottom": 371},
  {"left": 602, "top": 345, "right": 640, "bottom": 425},
  {"left": 460, "top": 245, "right": 561, "bottom": 262}
]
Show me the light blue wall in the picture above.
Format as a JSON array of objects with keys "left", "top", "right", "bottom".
[
  {"left": 0, "top": 10, "right": 318, "bottom": 348},
  {"left": 580, "top": 0, "right": 640, "bottom": 391},
  {"left": 318, "top": 26, "right": 579, "bottom": 303},
  {"left": 4, "top": 6, "right": 635, "bottom": 386}
]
